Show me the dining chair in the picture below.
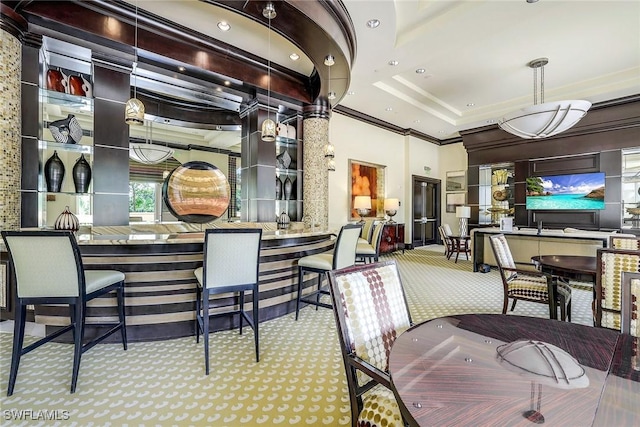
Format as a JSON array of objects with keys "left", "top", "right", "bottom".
[
  {"left": 356, "top": 221, "right": 384, "bottom": 263},
  {"left": 621, "top": 271, "right": 640, "bottom": 337},
  {"left": 609, "top": 235, "right": 640, "bottom": 250},
  {"left": 596, "top": 248, "right": 640, "bottom": 330},
  {"left": 357, "top": 218, "right": 375, "bottom": 246},
  {"left": 327, "top": 260, "right": 412, "bottom": 427},
  {"left": 194, "top": 228, "right": 262, "bottom": 374},
  {"left": 295, "top": 223, "right": 361, "bottom": 320},
  {"left": 438, "top": 225, "right": 454, "bottom": 259},
  {"left": 489, "top": 233, "right": 571, "bottom": 321},
  {"left": 1, "top": 230, "right": 127, "bottom": 396}
]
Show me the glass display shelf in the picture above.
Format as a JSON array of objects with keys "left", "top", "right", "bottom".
[
  {"left": 39, "top": 140, "right": 93, "bottom": 154},
  {"left": 275, "top": 135, "right": 297, "bottom": 146},
  {"left": 39, "top": 88, "right": 93, "bottom": 111}
]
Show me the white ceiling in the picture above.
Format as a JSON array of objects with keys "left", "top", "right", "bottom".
[{"left": 128, "top": 0, "right": 640, "bottom": 144}]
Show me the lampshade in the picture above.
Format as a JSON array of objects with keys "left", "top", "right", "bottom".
[
  {"left": 261, "top": 118, "right": 276, "bottom": 142},
  {"left": 125, "top": 97, "right": 145, "bottom": 125},
  {"left": 384, "top": 198, "right": 399, "bottom": 210},
  {"left": 456, "top": 206, "right": 471, "bottom": 218},
  {"left": 354, "top": 195, "right": 371, "bottom": 210},
  {"left": 498, "top": 58, "right": 591, "bottom": 139},
  {"left": 129, "top": 142, "right": 174, "bottom": 164}
]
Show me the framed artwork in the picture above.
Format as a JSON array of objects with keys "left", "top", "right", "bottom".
[
  {"left": 446, "top": 170, "right": 466, "bottom": 191},
  {"left": 446, "top": 192, "right": 466, "bottom": 213},
  {"left": 348, "top": 159, "right": 386, "bottom": 220}
]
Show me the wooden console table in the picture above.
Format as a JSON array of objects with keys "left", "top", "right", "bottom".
[{"left": 380, "top": 223, "right": 405, "bottom": 254}]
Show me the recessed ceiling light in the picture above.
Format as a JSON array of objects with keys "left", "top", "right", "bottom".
[
  {"left": 178, "top": 66, "right": 186, "bottom": 72},
  {"left": 385, "top": 107, "right": 393, "bottom": 111},
  {"left": 224, "top": 80, "right": 231, "bottom": 86},
  {"left": 413, "top": 119, "right": 420, "bottom": 123},
  {"left": 217, "top": 21, "right": 230, "bottom": 31},
  {"left": 416, "top": 68, "right": 426, "bottom": 74},
  {"left": 289, "top": 53, "right": 300, "bottom": 61},
  {"left": 438, "top": 130, "right": 446, "bottom": 134},
  {"left": 388, "top": 60, "right": 399, "bottom": 66},
  {"left": 347, "top": 91, "right": 355, "bottom": 95},
  {"left": 366, "top": 19, "right": 380, "bottom": 29},
  {"left": 466, "top": 103, "right": 475, "bottom": 107},
  {"left": 328, "top": 91, "right": 336, "bottom": 100},
  {"left": 324, "top": 55, "right": 335, "bottom": 66},
  {"left": 486, "top": 119, "right": 496, "bottom": 124}
]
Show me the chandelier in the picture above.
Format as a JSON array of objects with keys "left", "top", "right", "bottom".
[
  {"left": 129, "top": 120, "right": 174, "bottom": 164},
  {"left": 498, "top": 58, "right": 591, "bottom": 139}
]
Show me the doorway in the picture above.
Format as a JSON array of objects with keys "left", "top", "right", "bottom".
[{"left": 412, "top": 175, "right": 441, "bottom": 248}]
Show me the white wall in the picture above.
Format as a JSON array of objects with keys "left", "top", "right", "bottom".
[{"left": 328, "top": 112, "right": 468, "bottom": 243}]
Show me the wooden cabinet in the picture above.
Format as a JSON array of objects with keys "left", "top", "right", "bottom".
[{"left": 380, "top": 223, "right": 405, "bottom": 254}]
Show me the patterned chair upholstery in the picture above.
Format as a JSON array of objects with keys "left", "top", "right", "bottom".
[
  {"left": 438, "top": 225, "right": 453, "bottom": 259},
  {"left": 596, "top": 248, "right": 640, "bottom": 330},
  {"left": 610, "top": 235, "right": 640, "bottom": 250},
  {"left": 1, "top": 231, "right": 127, "bottom": 396},
  {"left": 621, "top": 272, "right": 640, "bottom": 337},
  {"left": 489, "top": 233, "right": 571, "bottom": 321},
  {"left": 356, "top": 222, "right": 385, "bottom": 263},
  {"left": 327, "top": 260, "right": 412, "bottom": 427}
]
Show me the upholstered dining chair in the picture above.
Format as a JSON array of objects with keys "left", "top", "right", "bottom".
[
  {"left": 357, "top": 218, "right": 375, "bottom": 246},
  {"left": 295, "top": 223, "right": 361, "bottom": 320},
  {"left": 489, "top": 233, "right": 571, "bottom": 321},
  {"left": 327, "top": 260, "right": 412, "bottom": 427},
  {"left": 1, "top": 230, "right": 127, "bottom": 396},
  {"left": 356, "top": 221, "right": 385, "bottom": 264},
  {"left": 596, "top": 248, "right": 640, "bottom": 330},
  {"left": 438, "top": 225, "right": 454, "bottom": 259},
  {"left": 194, "top": 228, "right": 262, "bottom": 374},
  {"left": 621, "top": 271, "right": 640, "bottom": 337}
]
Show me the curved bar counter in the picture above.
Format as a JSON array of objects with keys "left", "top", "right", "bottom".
[{"left": 24, "top": 224, "right": 335, "bottom": 342}]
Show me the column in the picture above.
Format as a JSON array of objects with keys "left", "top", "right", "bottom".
[
  {"left": 0, "top": 9, "right": 29, "bottom": 230},
  {"left": 302, "top": 101, "right": 331, "bottom": 229}
]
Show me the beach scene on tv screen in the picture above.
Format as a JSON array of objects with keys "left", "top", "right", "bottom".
[{"left": 526, "top": 172, "right": 605, "bottom": 210}]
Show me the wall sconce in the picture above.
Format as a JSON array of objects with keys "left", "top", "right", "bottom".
[{"left": 354, "top": 195, "right": 371, "bottom": 223}]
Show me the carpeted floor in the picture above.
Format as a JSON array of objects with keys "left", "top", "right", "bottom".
[{"left": 0, "top": 245, "right": 594, "bottom": 426}]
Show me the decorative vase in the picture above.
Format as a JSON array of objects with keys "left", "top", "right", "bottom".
[
  {"left": 287, "top": 124, "right": 296, "bottom": 139},
  {"left": 48, "top": 114, "right": 83, "bottom": 144},
  {"left": 81, "top": 75, "right": 93, "bottom": 98},
  {"left": 283, "top": 176, "right": 293, "bottom": 200},
  {"left": 277, "top": 211, "right": 290, "bottom": 229},
  {"left": 73, "top": 154, "right": 92, "bottom": 193},
  {"left": 54, "top": 206, "right": 79, "bottom": 231},
  {"left": 46, "top": 68, "right": 67, "bottom": 93},
  {"left": 277, "top": 122, "right": 288, "bottom": 137},
  {"left": 276, "top": 149, "right": 292, "bottom": 170},
  {"left": 276, "top": 176, "right": 283, "bottom": 200},
  {"left": 45, "top": 151, "right": 65, "bottom": 192},
  {"left": 68, "top": 75, "right": 86, "bottom": 96}
]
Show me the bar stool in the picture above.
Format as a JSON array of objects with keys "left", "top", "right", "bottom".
[
  {"left": 1, "top": 231, "right": 127, "bottom": 396},
  {"left": 194, "top": 228, "right": 262, "bottom": 374},
  {"left": 295, "top": 224, "right": 361, "bottom": 320}
]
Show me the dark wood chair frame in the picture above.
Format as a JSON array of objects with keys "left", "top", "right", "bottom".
[
  {"left": 621, "top": 271, "right": 640, "bottom": 335},
  {"left": 1, "top": 230, "right": 127, "bottom": 396}
]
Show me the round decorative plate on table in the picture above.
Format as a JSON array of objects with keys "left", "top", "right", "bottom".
[{"left": 162, "top": 161, "right": 230, "bottom": 223}]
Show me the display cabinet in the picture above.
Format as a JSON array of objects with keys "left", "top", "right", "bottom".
[
  {"left": 274, "top": 120, "right": 302, "bottom": 221},
  {"left": 478, "top": 163, "right": 514, "bottom": 225},
  {"left": 38, "top": 38, "right": 94, "bottom": 228}
]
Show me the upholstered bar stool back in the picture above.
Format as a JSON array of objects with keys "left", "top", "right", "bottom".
[
  {"left": 327, "top": 260, "right": 412, "bottom": 427},
  {"left": 295, "top": 224, "right": 361, "bottom": 320},
  {"left": 357, "top": 219, "right": 375, "bottom": 245},
  {"left": 356, "top": 221, "right": 384, "bottom": 263},
  {"left": 610, "top": 235, "right": 640, "bottom": 250},
  {"left": 1, "top": 231, "right": 127, "bottom": 396},
  {"left": 597, "top": 248, "right": 640, "bottom": 330},
  {"left": 194, "top": 228, "right": 262, "bottom": 374}
]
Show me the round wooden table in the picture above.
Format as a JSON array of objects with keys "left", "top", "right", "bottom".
[
  {"left": 531, "top": 255, "right": 597, "bottom": 283},
  {"left": 389, "top": 314, "right": 637, "bottom": 426}
]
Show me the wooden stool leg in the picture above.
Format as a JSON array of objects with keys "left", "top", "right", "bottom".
[{"left": 7, "top": 302, "right": 27, "bottom": 396}]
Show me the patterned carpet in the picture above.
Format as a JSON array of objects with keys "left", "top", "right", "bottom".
[{"left": 0, "top": 245, "right": 594, "bottom": 426}]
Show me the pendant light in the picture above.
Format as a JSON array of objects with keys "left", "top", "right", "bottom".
[
  {"left": 260, "top": 2, "right": 276, "bottom": 142},
  {"left": 498, "top": 58, "right": 591, "bottom": 139},
  {"left": 130, "top": 120, "right": 174, "bottom": 164},
  {"left": 125, "top": 1, "right": 145, "bottom": 125},
  {"left": 324, "top": 55, "right": 335, "bottom": 171}
]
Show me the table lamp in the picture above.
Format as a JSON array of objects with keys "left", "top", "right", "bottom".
[
  {"left": 384, "top": 198, "right": 399, "bottom": 223},
  {"left": 354, "top": 195, "right": 371, "bottom": 223},
  {"left": 456, "top": 206, "right": 471, "bottom": 236}
]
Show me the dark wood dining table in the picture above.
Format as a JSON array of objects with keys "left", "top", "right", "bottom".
[
  {"left": 389, "top": 314, "right": 639, "bottom": 426},
  {"left": 531, "top": 254, "right": 597, "bottom": 283}
]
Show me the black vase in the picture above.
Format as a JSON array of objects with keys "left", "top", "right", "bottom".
[
  {"left": 276, "top": 176, "right": 283, "bottom": 200},
  {"left": 73, "top": 154, "right": 92, "bottom": 193},
  {"left": 45, "top": 150, "right": 65, "bottom": 192},
  {"left": 284, "top": 176, "right": 293, "bottom": 200}
]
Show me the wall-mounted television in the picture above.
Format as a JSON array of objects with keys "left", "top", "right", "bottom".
[{"left": 526, "top": 172, "right": 605, "bottom": 210}]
